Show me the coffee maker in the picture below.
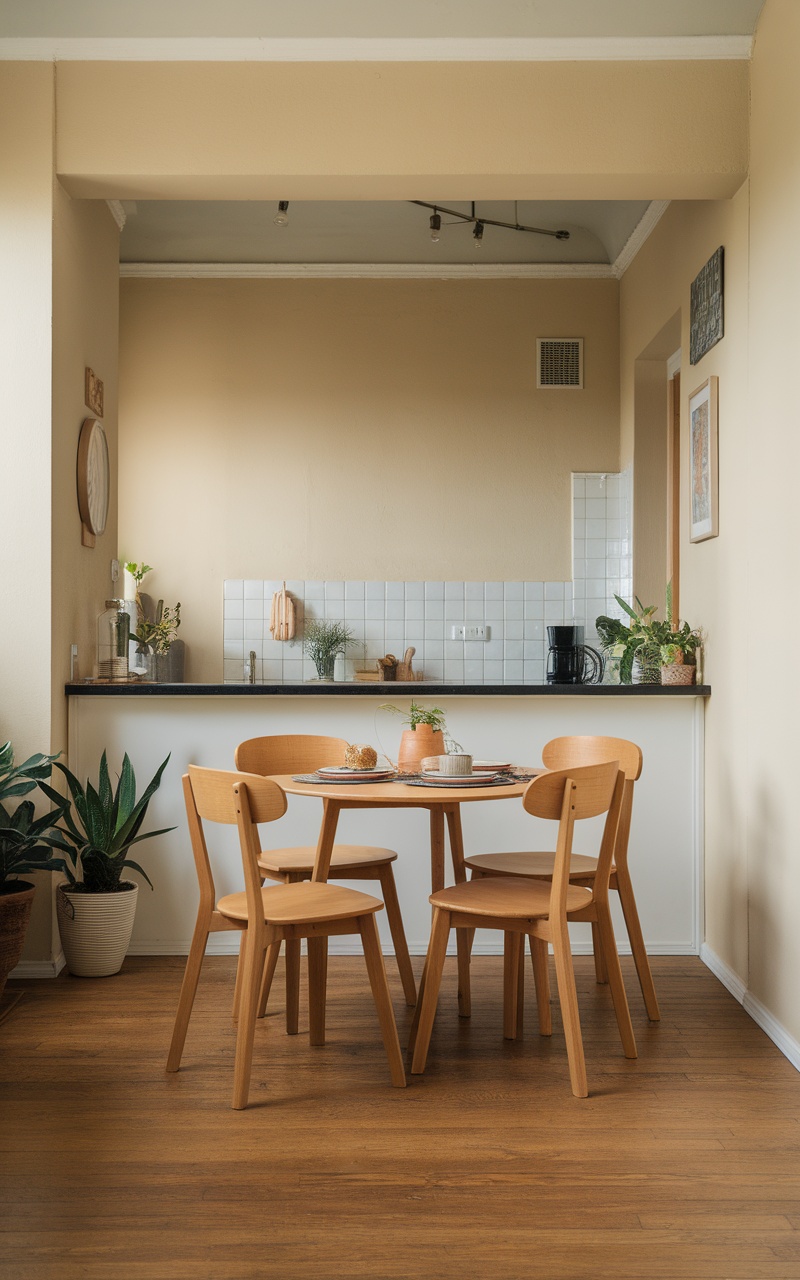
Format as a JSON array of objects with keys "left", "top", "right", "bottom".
[{"left": 546, "top": 625, "right": 604, "bottom": 685}]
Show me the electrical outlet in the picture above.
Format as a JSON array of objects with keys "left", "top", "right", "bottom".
[
  {"left": 70, "top": 644, "right": 79, "bottom": 681},
  {"left": 451, "top": 624, "right": 489, "bottom": 642},
  {"left": 110, "top": 558, "right": 120, "bottom": 582}
]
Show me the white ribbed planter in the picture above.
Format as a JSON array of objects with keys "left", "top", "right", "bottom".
[{"left": 57, "top": 882, "right": 139, "bottom": 977}]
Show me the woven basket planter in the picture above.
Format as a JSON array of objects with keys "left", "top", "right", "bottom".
[
  {"left": 0, "top": 883, "right": 35, "bottom": 1000},
  {"left": 57, "top": 881, "right": 139, "bottom": 977},
  {"left": 661, "top": 663, "right": 696, "bottom": 686}
]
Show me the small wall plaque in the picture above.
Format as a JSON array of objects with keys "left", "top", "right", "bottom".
[
  {"left": 85, "top": 367, "right": 104, "bottom": 418},
  {"left": 690, "top": 247, "right": 724, "bottom": 365}
]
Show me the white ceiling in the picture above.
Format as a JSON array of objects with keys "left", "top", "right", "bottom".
[
  {"left": 0, "top": 1, "right": 766, "bottom": 40},
  {"left": 119, "top": 200, "right": 654, "bottom": 267}
]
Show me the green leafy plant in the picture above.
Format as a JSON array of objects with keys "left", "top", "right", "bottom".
[
  {"left": 133, "top": 601, "right": 181, "bottom": 655},
  {"left": 596, "top": 590, "right": 701, "bottom": 684},
  {"left": 381, "top": 701, "right": 448, "bottom": 731},
  {"left": 124, "top": 562, "right": 152, "bottom": 585},
  {"left": 0, "top": 743, "right": 66, "bottom": 893},
  {"left": 40, "top": 753, "right": 173, "bottom": 894},
  {"left": 302, "top": 619, "right": 354, "bottom": 679}
]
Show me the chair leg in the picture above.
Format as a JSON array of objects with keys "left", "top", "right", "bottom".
[
  {"left": 232, "top": 933, "right": 245, "bottom": 1023},
  {"left": 614, "top": 865, "right": 661, "bottom": 1021},
  {"left": 445, "top": 807, "right": 471, "bottom": 1020},
  {"left": 284, "top": 938, "right": 301, "bottom": 1035},
  {"left": 591, "top": 921, "right": 608, "bottom": 984},
  {"left": 308, "top": 935, "right": 328, "bottom": 1047},
  {"left": 166, "top": 919, "right": 210, "bottom": 1072},
  {"left": 358, "top": 914, "right": 406, "bottom": 1088},
  {"left": 232, "top": 935, "right": 268, "bottom": 1110},
  {"left": 503, "top": 931, "right": 523, "bottom": 1040},
  {"left": 406, "top": 949, "right": 429, "bottom": 1059},
  {"left": 378, "top": 866, "right": 417, "bottom": 1007},
  {"left": 411, "top": 909, "right": 451, "bottom": 1075},
  {"left": 551, "top": 920, "right": 588, "bottom": 1098},
  {"left": 529, "top": 936, "right": 552, "bottom": 1036},
  {"left": 257, "top": 940, "right": 281, "bottom": 1019},
  {"left": 594, "top": 905, "right": 637, "bottom": 1060}
]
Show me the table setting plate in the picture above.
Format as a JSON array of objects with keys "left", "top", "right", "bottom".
[
  {"left": 420, "top": 771, "right": 499, "bottom": 784},
  {"left": 472, "top": 760, "right": 512, "bottom": 771}
]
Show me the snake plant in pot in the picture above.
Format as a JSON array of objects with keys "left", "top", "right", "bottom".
[
  {"left": 0, "top": 743, "right": 65, "bottom": 999},
  {"left": 40, "top": 752, "right": 173, "bottom": 977}
]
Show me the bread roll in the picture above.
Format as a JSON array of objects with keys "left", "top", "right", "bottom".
[{"left": 344, "top": 743, "right": 378, "bottom": 770}]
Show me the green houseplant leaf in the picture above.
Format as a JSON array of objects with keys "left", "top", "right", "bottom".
[{"left": 0, "top": 744, "right": 66, "bottom": 891}]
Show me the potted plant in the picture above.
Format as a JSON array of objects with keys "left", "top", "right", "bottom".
[
  {"left": 133, "top": 600, "right": 181, "bottom": 682},
  {"left": 302, "top": 619, "right": 354, "bottom": 681},
  {"left": 40, "top": 752, "right": 173, "bottom": 977},
  {"left": 659, "top": 634, "right": 701, "bottom": 685},
  {"left": 381, "top": 701, "right": 453, "bottom": 773},
  {"left": 596, "top": 588, "right": 701, "bottom": 686},
  {"left": 0, "top": 743, "right": 65, "bottom": 999}
]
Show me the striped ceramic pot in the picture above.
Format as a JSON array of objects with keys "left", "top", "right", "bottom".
[{"left": 57, "top": 882, "right": 139, "bottom": 977}]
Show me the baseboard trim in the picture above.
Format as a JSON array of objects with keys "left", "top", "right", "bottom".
[
  {"left": 9, "top": 951, "right": 66, "bottom": 980},
  {"left": 700, "top": 943, "right": 800, "bottom": 1074},
  {"left": 128, "top": 938, "right": 697, "bottom": 958}
]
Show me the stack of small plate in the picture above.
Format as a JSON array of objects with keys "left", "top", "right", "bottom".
[
  {"left": 315, "top": 765, "right": 396, "bottom": 782},
  {"left": 420, "top": 769, "right": 498, "bottom": 786}
]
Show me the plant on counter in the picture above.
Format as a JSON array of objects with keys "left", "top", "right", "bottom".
[
  {"left": 124, "top": 561, "right": 153, "bottom": 626},
  {"left": 380, "top": 700, "right": 448, "bottom": 732},
  {"left": 0, "top": 742, "right": 66, "bottom": 999},
  {"left": 302, "top": 618, "right": 354, "bottom": 681},
  {"left": 596, "top": 588, "right": 701, "bottom": 685},
  {"left": 39, "top": 752, "right": 174, "bottom": 977},
  {"left": 133, "top": 600, "right": 181, "bottom": 657}
]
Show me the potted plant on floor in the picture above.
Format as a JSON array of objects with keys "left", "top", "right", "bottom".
[
  {"left": 302, "top": 619, "right": 354, "bottom": 681},
  {"left": 40, "top": 752, "right": 173, "bottom": 977},
  {"left": 381, "top": 701, "right": 452, "bottom": 772},
  {"left": 0, "top": 742, "right": 66, "bottom": 999}
]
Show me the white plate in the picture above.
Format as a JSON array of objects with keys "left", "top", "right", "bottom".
[
  {"left": 472, "top": 760, "right": 512, "bottom": 771},
  {"left": 316, "top": 766, "right": 394, "bottom": 777},
  {"left": 421, "top": 771, "right": 498, "bottom": 783}
]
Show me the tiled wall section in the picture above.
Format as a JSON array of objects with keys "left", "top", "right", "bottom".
[
  {"left": 223, "top": 471, "right": 634, "bottom": 684},
  {"left": 571, "top": 470, "right": 633, "bottom": 647},
  {"left": 223, "top": 580, "right": 573, "bottom": 685}
]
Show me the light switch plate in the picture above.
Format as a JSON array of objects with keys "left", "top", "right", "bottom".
[
  {"left": 451, "top": 624, "right": 488, "bottom": 641},
  {"left": 110, "top": 558, "right": 120, "bottom": 582}
]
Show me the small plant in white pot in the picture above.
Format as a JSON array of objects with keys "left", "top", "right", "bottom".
[{"left": 41, "top": 753, "right": 173, "bottom": 977}]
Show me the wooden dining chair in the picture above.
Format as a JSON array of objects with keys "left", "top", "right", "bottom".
[
  {"left": 410, "top": 761, "right": 636, "bottom": 1098},
  {"left": 166, "top": 766, "right": 406, "bottom": 1108},
  {"left": 464, "top": 735, "right": 659, "bottom": 1021},
  {"left": 234, "top": 735, "right": 416, "bottom": 1026}
]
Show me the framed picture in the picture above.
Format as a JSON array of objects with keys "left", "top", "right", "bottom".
[
  {"left": 689, "top": 376, "right": 719, "bottom": 542},
  {"left": 690, "top": 247, "right": 724, "bottom": 365},
  {"left": 85, "top": 367, "right": 104, "bottom": 418}
]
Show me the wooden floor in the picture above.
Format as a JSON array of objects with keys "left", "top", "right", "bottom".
[{"left": 2, "top": 955, "right": 800, "bottom": 1280}]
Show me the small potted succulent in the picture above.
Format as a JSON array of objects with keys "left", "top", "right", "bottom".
[
  {"left": 380, "top": 701, "right": 452, "bottom": 773},
  {"left": 302, "top": 619, "right": 354, "bottom": 681},
  {"left": 0, "top": 743, "right": 65, "bottom": 999},
  {"left": 40, "top": 752, "right": 173, "bottom": 977}
]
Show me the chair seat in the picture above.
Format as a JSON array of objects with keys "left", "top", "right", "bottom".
[
  {"left": 218, "top": 879, "right": 384, "bottom": 925},
  {"left": 430, "top": 876, "right": 593, "bottom": 919},
  {"left": 465, "top": 850, "right": 600, "bottom": 879},
  {"left": 258, "top": 844, "right": 398, "bottom": 875}
]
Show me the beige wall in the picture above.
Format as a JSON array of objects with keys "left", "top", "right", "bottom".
[
  {"left": 55, "top": 59, "right": 749, "bottom": 202},
  {"left": 119, "top": 276, "right": 620, "bottom": 680}
]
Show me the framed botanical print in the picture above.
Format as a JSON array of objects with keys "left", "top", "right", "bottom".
[{"left": 689, "top": 376, "right": 719, "bottom": 542}]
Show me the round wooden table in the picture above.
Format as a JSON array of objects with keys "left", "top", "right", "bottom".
[{"left": 270, "top": 771, "right": 538, "bottom": 1016}]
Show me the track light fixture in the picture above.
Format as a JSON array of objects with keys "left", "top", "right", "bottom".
[
  {"left": 429, "top": 211, "right": 442, "bottom": 243},
  {"left": 274, "top": 201, "right": 289, "bottom": 227},
  {"left": 411, "top": 200, "right": 569, "bottom": 243}
]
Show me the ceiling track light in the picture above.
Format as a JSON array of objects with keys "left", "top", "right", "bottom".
[
  {"left": 410, "top": 200, "right": 569, "bottom": 242},
  {"left": 430, "top": 211, "right": 442, "bottom": 243},
  {"left": 274, "top": 201, "right": 289, "bottom": 227}
]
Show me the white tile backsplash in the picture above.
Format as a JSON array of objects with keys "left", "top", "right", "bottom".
[{"left": 221, "top": 470, "right": 633, "bottom": 686}]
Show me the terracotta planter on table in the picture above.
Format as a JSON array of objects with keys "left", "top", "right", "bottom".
[{"left": 397, "top": 725, "right": 445, "bottom": 774}]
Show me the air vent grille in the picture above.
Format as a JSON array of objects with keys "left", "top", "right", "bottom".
[{"left": 537, "top": 338, "right": 583, "bottom": 389}]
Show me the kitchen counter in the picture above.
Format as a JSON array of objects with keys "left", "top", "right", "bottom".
[
  {"left": 65, "top": 681, "right": 710, "bottom": 697},
  {"left": 65, "top": 685, "right": 705, "bottom": 964}
]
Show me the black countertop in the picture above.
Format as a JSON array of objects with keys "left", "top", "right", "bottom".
[{"left": 66, "top": 682, "right": 710, "bottom": 698}]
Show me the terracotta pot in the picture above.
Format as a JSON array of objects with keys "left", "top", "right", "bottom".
[
  {"left": 57, "top": 881, "right": 139, "bottom": 977},
  {"left": 397, "top": 725, "right": 445, "bottom": 773},
  {"left": 0, "top": 882, "right": 36, "bottom": 1000}
]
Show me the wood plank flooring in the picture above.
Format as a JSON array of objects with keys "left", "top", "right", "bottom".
[{"left": 2, "top": 956, "right": 800, "bottom": 1280}]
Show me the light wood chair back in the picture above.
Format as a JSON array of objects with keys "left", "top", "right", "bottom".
[
  {"left": 523, "top": 762, "right": 623, "bottom": 917},
  {"left": 234, "top": 735, "right": 348, "bottom": 777},
  {"left": 542, "top": 735, "right": 642, "bottom": 781},
  {"left": 184, "top": 766, "right": 287, "bottom": 911}
]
